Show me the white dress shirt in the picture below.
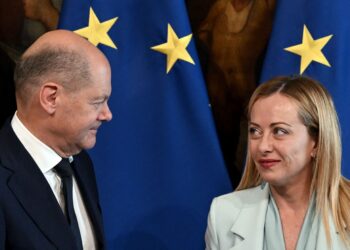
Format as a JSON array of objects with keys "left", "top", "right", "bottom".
[{"left": 11, "top": 113, "right": 96, "bottom": 250}]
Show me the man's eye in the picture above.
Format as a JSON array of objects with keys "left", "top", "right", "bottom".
[{"left": 92, "top": 101, "right": 104, "bottom": 107}]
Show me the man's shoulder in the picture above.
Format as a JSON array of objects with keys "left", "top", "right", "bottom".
[
  {"left": 0, "top": 120, "right": 19, "bottom": 162},
  {"left": 0, "top": 119, "right": 12, "bottom": 139}
]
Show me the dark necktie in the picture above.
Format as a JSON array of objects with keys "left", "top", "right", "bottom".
[{"left": 55, "top": 158, "right": 83, "bottom": 250}]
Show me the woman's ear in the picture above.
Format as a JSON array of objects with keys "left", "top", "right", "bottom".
[
  {"left": 39, "top": 82, "right": 59, "bottom": 115},
  {"left": 311, "top": 145, "right": 317, "bottom": 158},
  {"left": 310, "top": 133, "right": 318, "bottom": 158}
]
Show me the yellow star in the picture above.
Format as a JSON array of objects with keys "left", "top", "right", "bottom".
[
  {"left": 151, "top": 24, "right": 195, "bottom": 74},
  {"left": 284, "top": 25, "right": 332, "bottom": 74},
  {"left": 74, "top": 7, "right": 118, "bottom": 49}
]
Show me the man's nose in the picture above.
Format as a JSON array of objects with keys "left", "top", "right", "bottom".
[{"left": 99, "top": 103, "right": 113, "bottom": 122}]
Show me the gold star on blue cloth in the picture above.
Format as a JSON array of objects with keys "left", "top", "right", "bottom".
[
  {"left": 74, "top": 7, "right": 118, "bottom": 49},
  {"left": 284, "top": 25, "right": 332, "bottom": 74},
  {"left": 151, "top": 24, "right": 195, "bottom": 73}
]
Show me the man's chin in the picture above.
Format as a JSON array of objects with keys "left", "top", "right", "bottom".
[{"left": 81, "top": 137, "right": 97, "bottom": 150}]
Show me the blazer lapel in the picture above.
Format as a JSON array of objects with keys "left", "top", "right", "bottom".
[
  {"left": 229, "top": 184, "right": 270, "bottom": 250},
  {"left": 1, "top": 125, "right": 75, "bottom": 248},
  {"left": 72, "top": 154, "right": 105, "bottom": 249}
]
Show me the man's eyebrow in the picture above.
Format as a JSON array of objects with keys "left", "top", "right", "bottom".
[{"left": 92, "top": 95, "right": 110, "bottom": 101}]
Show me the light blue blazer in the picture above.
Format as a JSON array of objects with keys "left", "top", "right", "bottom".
[{"left": 205, "top": 184, "right": 348, "bottom": 250}]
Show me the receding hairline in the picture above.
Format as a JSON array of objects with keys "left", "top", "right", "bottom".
[
  {"left": 23, "top": 29, "right": 99, "bottom": 56},
  {"left": 14, "top": 44, "right": 93, "bottom": 105},
  {"left": 15, "top": 30, "right": 111, "bottom": 106}
]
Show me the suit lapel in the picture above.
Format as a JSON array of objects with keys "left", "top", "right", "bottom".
[
  {"left": 0, "top": 123, "right": 75, "bottom": 248},
  {"left": 72, "top": 153, "right": 105, "bottom": 249},
  {"left": 229, "top": 184, "right": 270, "bottom": 250}
]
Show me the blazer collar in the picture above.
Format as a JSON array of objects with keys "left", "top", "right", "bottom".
[
  {"left": 229, "top": 184, "right": 270, "bottom": 250},
  {"left": 0, "top": 122, "right": 76, "bottom": 248}
]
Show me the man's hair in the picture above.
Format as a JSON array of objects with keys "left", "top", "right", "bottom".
[{"left": 14, "top": 46, "right": 91, "bottom": 103}]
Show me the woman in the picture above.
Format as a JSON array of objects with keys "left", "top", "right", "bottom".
[{"left": 205, "top": 75, "right": 350, "bottom": 250}]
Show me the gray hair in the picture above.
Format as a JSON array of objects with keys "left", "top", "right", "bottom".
[{"left": 14, "top": 46, "right": 91, "bottom": 103}]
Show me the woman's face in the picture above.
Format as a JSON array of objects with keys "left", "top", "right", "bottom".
[{"left": 249, "top": 93, "right": 316, "bottom": 188}]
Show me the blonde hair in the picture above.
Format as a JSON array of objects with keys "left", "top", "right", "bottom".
[{"left": 237, "top": 75, "right": 350, "bottom": 246}]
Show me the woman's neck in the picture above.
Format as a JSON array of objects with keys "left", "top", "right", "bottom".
[{"left": 270, "top": 180, "right": 311, "bottom": 212}]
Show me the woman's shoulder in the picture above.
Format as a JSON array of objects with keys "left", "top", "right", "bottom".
[
  {"left": 206, "top": 184, "right": 269, "bottom": 237},
  {"left": 210, "top": 184, "right": 268, "bottom": 212}
]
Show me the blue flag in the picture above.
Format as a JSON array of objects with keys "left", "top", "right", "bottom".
[
  {"left": 261, "top": 0, "right": 350, "bottom": 177},
  {"left": 59, "top": 0, "right": 232, "bottom": 249}
]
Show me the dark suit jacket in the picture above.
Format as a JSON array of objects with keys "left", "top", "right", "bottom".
[
  {"left": 0, "top": 48, "right": 16, "bottom": 128},
  {"left": 0, "top": 120, "right": 105, "bottom": 249}
]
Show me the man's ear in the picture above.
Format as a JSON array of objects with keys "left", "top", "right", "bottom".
[{"left": 39, "top": 82, "right": 59, "bottom": 115}]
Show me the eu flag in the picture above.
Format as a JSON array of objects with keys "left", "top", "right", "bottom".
[
  {"left": 261, "top": 0, "right": 350, "bottom": 177},
  {"left": 59, "top": 0, "right": 232, "bottom": 249}
]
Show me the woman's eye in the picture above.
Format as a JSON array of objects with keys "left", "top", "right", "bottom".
[
  {"left": 249, "top": 127, "right": 261, "bottom": 138},
  {"left": 273, "top": 127, "right": 288, "bottom": 136}
]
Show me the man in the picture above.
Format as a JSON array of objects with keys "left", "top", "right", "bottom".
[
  {"left": 0, "top": 47, "right": 16, "bottom": 127},
  {"left": 0, "top": 30, "right": 112, "bottom": 249}
]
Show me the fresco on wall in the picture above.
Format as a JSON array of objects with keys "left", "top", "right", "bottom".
[
  {"left": 0, "top": 0, "right": 62, "bottom": 126},
  {"left": 187, "top": 0, "right": 276, "bottom": 186}
]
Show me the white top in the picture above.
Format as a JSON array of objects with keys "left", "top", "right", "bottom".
[{"left": 11, "top": 113, "right": 96, "bottom": 250}]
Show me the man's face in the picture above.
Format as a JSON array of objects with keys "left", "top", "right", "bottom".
[{"left": 54, "top": 62, "right": 112, "bottom": 155}]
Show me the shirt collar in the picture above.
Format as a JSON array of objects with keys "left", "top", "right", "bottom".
[{"left": 11, "top": 112, "right": 73, "bottom": 174}]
